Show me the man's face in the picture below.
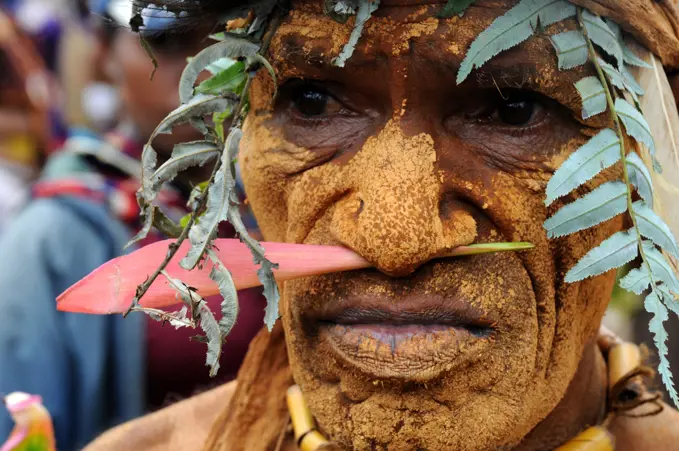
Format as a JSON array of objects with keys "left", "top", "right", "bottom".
[{"left": 241, "top": 1, "right": 621, "bottom": 449}]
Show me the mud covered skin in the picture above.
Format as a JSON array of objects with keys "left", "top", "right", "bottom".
[{"left": 240, "top": 1, "right": 623, "bottom": 449}]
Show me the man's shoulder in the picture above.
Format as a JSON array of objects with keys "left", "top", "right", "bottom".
[
  {"left": 610, "top": 401, "right": 679, "bottom": 450},
  {"left": 84, "top": 381, "right": 237, "bottom": 451}
]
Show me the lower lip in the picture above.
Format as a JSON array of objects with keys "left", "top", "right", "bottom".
[{"left": 319, "top": 322, "right": 492, "bottom": 381}]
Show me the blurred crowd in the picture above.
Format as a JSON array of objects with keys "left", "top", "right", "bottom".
[
  {"left": 0, "top": 1, "right": 676, "bottom": 450},
  {"left": 0, "top": 1, "right": 266, "bottom": 449}
]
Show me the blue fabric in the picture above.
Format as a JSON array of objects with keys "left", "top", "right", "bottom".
[{"left": 0, "top": 196, "right": 145, "bottom": 450}]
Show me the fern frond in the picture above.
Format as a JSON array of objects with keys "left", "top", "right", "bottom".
[
  {"left": 625, "top": 152, "right": 654, "bottom": 207},
  {"left": 545, "top": 128, "right": 620, "bottom": 205},
  {"left": 564, "top": 229, "right": 639, "bottom": 283},
  {"left": 456, "top": 0, "right": 575, "bottom": 84},
  {"left": 575, "top": 76, "right": 607, "bottom": 119},
  {"left": 619, "top": 266, "right": 652, "bottom": 295},
  {"left": 633, "top": 202, "right": 679, "bottom": 259},
  {"left": 580, "top": 10, "right": 622, "bottom": 68},
  {"left": 550, "top": 30, "right": 587, "bottom": 70},
  {"left": 615, "top": 98, "right": 656, "bottom": 156},
  {"left": 645, "top": 290, "right": 679, "bottom": 406},
  {"left": 544, "top": 181, "right": 627, "bottom": 238}
]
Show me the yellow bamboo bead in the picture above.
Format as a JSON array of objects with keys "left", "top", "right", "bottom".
[
  {"left": 554, "top": 427, "right": 614, "bottom": 451},
  {"left": 608, "top": 343, "right": 641, "bottom": 390}
]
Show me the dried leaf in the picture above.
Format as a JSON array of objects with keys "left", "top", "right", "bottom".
[
  {"left": 150, "top": 141, "right": 220, "bottom": 194},
  {"left": 180, "top": 130, "right": 242, "bottom": 270},
  {"left": 157, "top": 94, "right": 235, "bottom": 136},
  {"left": 207, "top": 250, "right": 239, "bottom": 338}
]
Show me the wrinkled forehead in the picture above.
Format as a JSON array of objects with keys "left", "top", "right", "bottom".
[
  {"left": 266, "top": 0, "right": 587, "bottom": 112},
  {"left": 270, "top": 1, "right": 560, "bottom": 77}
]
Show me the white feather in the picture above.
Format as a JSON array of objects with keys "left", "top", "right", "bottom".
[{"left": 634, "top": 49, "right": 679, "bottom": 274}]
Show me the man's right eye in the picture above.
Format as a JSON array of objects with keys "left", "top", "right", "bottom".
[{"left": 290, "top": 84, "right": 343, "bottom": 117}]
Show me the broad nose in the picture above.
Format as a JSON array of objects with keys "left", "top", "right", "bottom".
[{"left": 332, "top": 121, "right": 477, "bottom": 276}]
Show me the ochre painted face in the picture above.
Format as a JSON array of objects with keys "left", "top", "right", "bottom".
[{"left": 241, "top": 1, "right": 621, "bottom": 449}]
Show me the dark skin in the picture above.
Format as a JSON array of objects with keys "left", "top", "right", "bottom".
[{"left": 86, "top": 1, "right": 679, "bottom": 450}]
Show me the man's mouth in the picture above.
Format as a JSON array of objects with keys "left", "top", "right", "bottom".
[{"left": 308, "top": 294, "right": 496, "bottom": 381}]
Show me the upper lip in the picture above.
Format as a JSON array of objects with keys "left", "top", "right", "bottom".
[{"left": 307, "top": 293, "right": 496, "bottom": 330}]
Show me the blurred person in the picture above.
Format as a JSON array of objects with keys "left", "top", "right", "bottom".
[
  {"left": 0, "top": 2, "right": 264, "bottom": 449},
  {"left": 0, "top": 8, "right": 52, "bottom": 231}
]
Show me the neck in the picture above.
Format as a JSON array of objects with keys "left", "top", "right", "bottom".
[{"left": 516, "top": 341, "right": 608, "bottom": 450}]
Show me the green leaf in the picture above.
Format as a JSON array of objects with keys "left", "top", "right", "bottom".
[
  {"left": 457, "top": 0, "right": 575, "bottom": 84},
  {"left": 545, "top": 128, "right": 621, "bottom": 205},
  {"left": 633, "top": 201, "right": 679, "bottom": 260},
  {"left": 333, "top": 0, "right": 380, "bottom": 67},
  {"left": 642, "top": 241, "right": 679, "bottom": 293},
  {"left": 625, "top": 152, "right": 654, "bottom": 207},
  {"left": 438, "top": 0, "right": 475, "bottom": 18},
  {"left": 597, "top": 58, "right": 642, "bottom": 99},
  {"left": 581, "top": 10, "right": 623, "bottom": 69},
  {"left": 565, "top": 229, "right": 639, "bottom": 282},
  {"left": 205, "top": 57, "right": 239, "bottom": 75},
  {"left": 604, "top": 19, "right": 652, "bottom": 69},
  {"left": 575, "top": 76, "right": 607, "bottom": 119},
  {"left": 180, "top": 130, "right": 243, "bottom": 270},
  {"left": 619, "top": 266, "right": 652, "bottom": 295},
  {"left": 195, "top": 61, "right": 246, "bottom": 96},
  {"left": 150, "top": 141, "right": 220, "bottom": 195},
  {"left": 621, "top": 66, "right": 645, "bottom": 95},
  {"left": 544, "top": 181, "right": 627, "bottom": 238},
  {"left": 207, "top": 250, "right": 239, "bottom": 338},
  {"left": 179, "top": 37, "right": 259, "bottom": 104},
  {"left": 615, "top": 98, "right": 656, "bottom": 156},
  {"left": 550, "top": 30, "right": 588, "bottom": 70},
  {"left": 157, "top": 94, "right": 235, "bottom": 136},
  {"left": 645, "top": 289, "right": 678, "bottom": 406}
]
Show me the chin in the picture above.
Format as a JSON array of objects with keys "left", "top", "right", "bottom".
[{"left": 279, "top": 251, "right": 573, "bottom": 450}]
